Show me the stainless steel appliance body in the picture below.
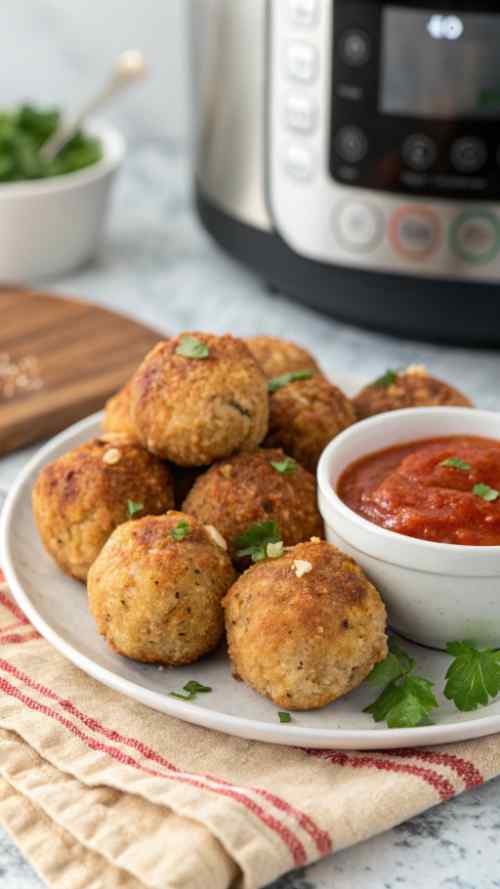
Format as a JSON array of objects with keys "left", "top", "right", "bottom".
[{"left": 191, "top": 0, "right": 500, "bottom": 343}]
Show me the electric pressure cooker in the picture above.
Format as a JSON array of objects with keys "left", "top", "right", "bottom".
[{"left": 191, "top": 0, "right": 500, "bottom": 343}]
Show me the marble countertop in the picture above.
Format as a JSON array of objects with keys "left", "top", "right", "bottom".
[{"left": 2, "top": 140, "right": 500, "bottom": 889}]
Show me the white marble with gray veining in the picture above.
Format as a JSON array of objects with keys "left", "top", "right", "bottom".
[{"left": 1, "top": 2, "right": 500, "bottom": 886}]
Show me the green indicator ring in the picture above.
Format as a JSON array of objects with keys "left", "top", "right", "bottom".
[{"left": 449, "top": 209, "right": 500, "bottom": 266}]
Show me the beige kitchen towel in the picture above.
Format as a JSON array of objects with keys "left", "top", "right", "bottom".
[{"left": 1, "top": 575, "right": 500, "bottom": 889}]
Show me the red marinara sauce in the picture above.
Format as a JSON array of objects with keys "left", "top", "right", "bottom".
[{"left": 337, "top": 435, "right": 500, "bottom": 546}]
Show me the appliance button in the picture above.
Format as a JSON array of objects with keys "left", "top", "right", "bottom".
[
  {"left": 285, "top": 41, "right": 319, "bottom": 82},
  {"left": 284, "top": 143, "right": 315, "bottom": 180},
  {"left": 335, "top": 126, "right": 367, "bottom": 163},
  {"left": 334, "top": 200, "right": 383, "bottom": 253},
  {"left": 339, "top": 29, "right": 371, "bottom": 67},
  {"left": 450, "top": 210, "right": 500, "bottom": 265},
  {"left": 402, "top": 134, "right": 437, "bottom": 172},
  {"left": 389, "top": 206, "right": 441, "bottom": 259},
  {"left": 288, "top": 0, "right": 319, "bottom": 27},
  {"left": 450, "top": 137, "right": 487, "bottom": 173},
  {"left": 284, "top": 93, "right": 317, "bottom": 132}
]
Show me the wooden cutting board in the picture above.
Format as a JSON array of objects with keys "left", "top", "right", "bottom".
[{"left": 0, "top": 289, "right": 163, "bottom": 456}]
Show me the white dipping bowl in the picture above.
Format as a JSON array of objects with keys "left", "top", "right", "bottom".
[
  {"left": 0, "top": 120, "right": 124, "bottom": 281},
  {"left": 318, "top": 407, "right": 500, "bottom": 650}
]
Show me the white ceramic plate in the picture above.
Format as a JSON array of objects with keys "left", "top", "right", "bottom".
[{"left": 3, "top": 410, "right": 500, "bottom": 750}]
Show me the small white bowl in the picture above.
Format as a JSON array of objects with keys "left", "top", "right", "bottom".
[
  {"left": 317, "top": 407, "right": 500, "bottom": 650},
  {"left": 0, "top": 119, "right": 125, "bottom": 281}
]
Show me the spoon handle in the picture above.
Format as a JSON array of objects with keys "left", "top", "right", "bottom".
[{"left": 40, "top": 50, "right": 146, "bottom": 162}]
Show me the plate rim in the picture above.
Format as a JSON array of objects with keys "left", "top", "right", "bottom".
[{"left": 3, "top": 412, "right": 500, "bottom": 750}]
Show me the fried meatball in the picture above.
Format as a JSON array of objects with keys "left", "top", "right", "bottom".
[
  {"left": 266, "top": 376, "right": 356, "bottom": 473},
  {"left": 244, "top": 335, "right": 321, "bottom": 381},
  {"left": 32, "top": 436, "right": 174, "bottom": 581},
  {"left": 224, "top": 540, "right": 387, "bottom": 710},
  {"left": 182, "top": 448, "right": 324, "bottom": 562},
  {"left": 130, "top": 334, "right": 269, "bottom": 466},
  {"left": 354, "top": 365, "right": 473, "bottom": 421},
  {"left": 102, "top": 381, "right": 139, "bottom": 441},
  {"left": 88, "top": 511, "right": 236, "bottom": 665}
]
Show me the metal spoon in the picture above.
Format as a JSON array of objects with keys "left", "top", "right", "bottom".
[{"left": 40, "top": 49, "right": 147, "bottom": 162}]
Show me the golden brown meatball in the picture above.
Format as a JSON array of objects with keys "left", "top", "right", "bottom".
[
  {"left": 224, "top": 540, "right": 387, "bottom": 710},
  {"left": 102, "top": 381, "right": 139, "bottom": 441},
  {"left": 32, "top": 436, "right": 174, "bottom": 581},
  {"left": 182, "top": 448, "right": 324, "bottom": 563},
  {"left": 130, "top": 333, "right": 269, "bottom": 466},
  {"left": 88, "top": 511, "right": 236, "bottom": 665},
  {"left": 266, "top": 376, "right": 356, "bottom": 473},
  {"left": 354, "top": 365, "right": 473, "bottom": 421},
  {"left": 244, "top": 335, "right": 321, "bottom": 381}
]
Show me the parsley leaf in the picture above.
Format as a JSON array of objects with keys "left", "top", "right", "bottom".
[
  {"left": 234, "top": 520, "right": 282, "bottom": 562},
  {"left": 171, "top": 519, "right": 191, "bottom": 541},
  {"left": 440, "top": 457, "right": 471, "bottom": 471},
  {"left": 268, "top": 369, "right": 313, "bottom": 394},
  {"left": 367, "top": 637, "right": 415, "bottom": 688},
  {"left": 372, "top": 369, "right": 398, "bottom": 388},
  {"left": 444, "top": 641, "right": 500, "bottom": 711},
  {"left": 127, "top": 499, "right": 144, "bottom": 519},
  {"left": 278, "top": 711, "right": 291, "bottom": 723},
  {"left": 170, "top": 680, "right": 212, "bottom": 702},
  {"left": 364, "top": 637, "right": 438, "bottom": 728},
  {"left": 270, "top": 457, "right": 297, "bottom": 475},
  {"left": 473, "top": 483, "right": 499, "bottom": 502},
  {"left": 176, "top": 335, "right": 209, "bottom": 359},
  {"left": 365, "top": 675, "right": 438, "bottom": 728}
]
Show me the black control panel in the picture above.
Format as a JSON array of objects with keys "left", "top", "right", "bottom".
[{"left": 330, "top": 0, "right": 500, "bottom": 200}]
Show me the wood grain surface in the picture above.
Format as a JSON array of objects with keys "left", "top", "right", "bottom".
[{"left": 0, "top": 289, "right": 163, "bottom": 455}]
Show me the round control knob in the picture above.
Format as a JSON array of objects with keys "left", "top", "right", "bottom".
[
  {"left": 335, "top": 126, "right": 367, "bottom": 164},
  {"left": 334, "top": 200, "right": 383, "bottom": 253},
  {"left": 340, "top": 29, "right": 371, "bottom": 67},
  {"left": 450, "top": 210, "right": 500, "bottom": 265},
  {"left": 450, "top": 137, "right": 487, "bottom": 173},
  {"left": 389, "top": 206, "right": 441, "bottom": 260},
  {"left": 402, "top": 134, "right": 437, "bottom": 172}
]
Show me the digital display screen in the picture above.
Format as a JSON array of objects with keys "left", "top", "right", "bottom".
[{"left": 380, "top": 8, "right": 500, "bottom": 119}]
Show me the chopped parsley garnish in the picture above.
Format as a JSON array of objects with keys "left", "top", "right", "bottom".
[
  {"left": 270, "top": 457, "right": 297, "bottom": 475},
  {"left": 170, "top": 680, "right": 212, "bottom": 702},
  {"left": 364, "top": 638, "right": 438, "bottom": 728},
  {"left": 176, "top": 335, "right": 209, "bottom": 359},
  {"left": 473, "top": 483, "right": 499, "bottom": 502},
  {"left": 268, "top": 369, "right": 313, "bottom": 394},
  {"left": 372, "top": 368, "right": 398, "bottom": 388},
  {"left": 171, "top": 519, "right": 191, "bottom": 541},
  {"left": 234, "top": 520, "right": 283, "bottom": 562},
  {"left": 440, "top": 457, "right": 471, "bottom": 471},
  {"left": 444, "top": 641, "right": 500, "bottom": 711},
  {"left": 278, "top": 711, "right": 291, "bottom": 723},
  {"left": 127, "top": 499, "right": 144, "bottom": 518}
]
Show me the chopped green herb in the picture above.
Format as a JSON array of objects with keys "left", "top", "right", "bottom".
[
  {"left": 171, "top": 519, "right": 191, "bottom": 541},
  {"left": 234, "top": 520, "right": 282, "bottom": 562},
  {"left": 364, "top": 637, "right": 438, "bottom": 728},
  {"left": 372, "top": 369, "right": 398, "bottom": 388},
  {"left": 367, "top": 637, "right": 415, "bottom": 688},
  {"left": 444, "top": 641, "right": 500, "bottom": 711},
  {"left": 127, "top": 499, "right": 144, "bottom": 519},
  {"left": 0, "top": 104, "right": 102, "bottom": 182},
  {"left": 170, "top": 680, "right": 212, "bottom": 702},
  {"left": 270, "top": 457, "right": 297, "bottom": 475},
  {"left": 176, "top": 335, "right": 209, "bottom": 359},
  {"left": 440, "top": 457, "right": 471, "bottom": 471},
  {"left": 473, "top": 483, "right": 499, "bottom": 502},
  {"left": 268, "top": 369, "right": 314, "bottom": 394},
  {"left": 278, "top": 711, "right": 291, "bottom": 723}
]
